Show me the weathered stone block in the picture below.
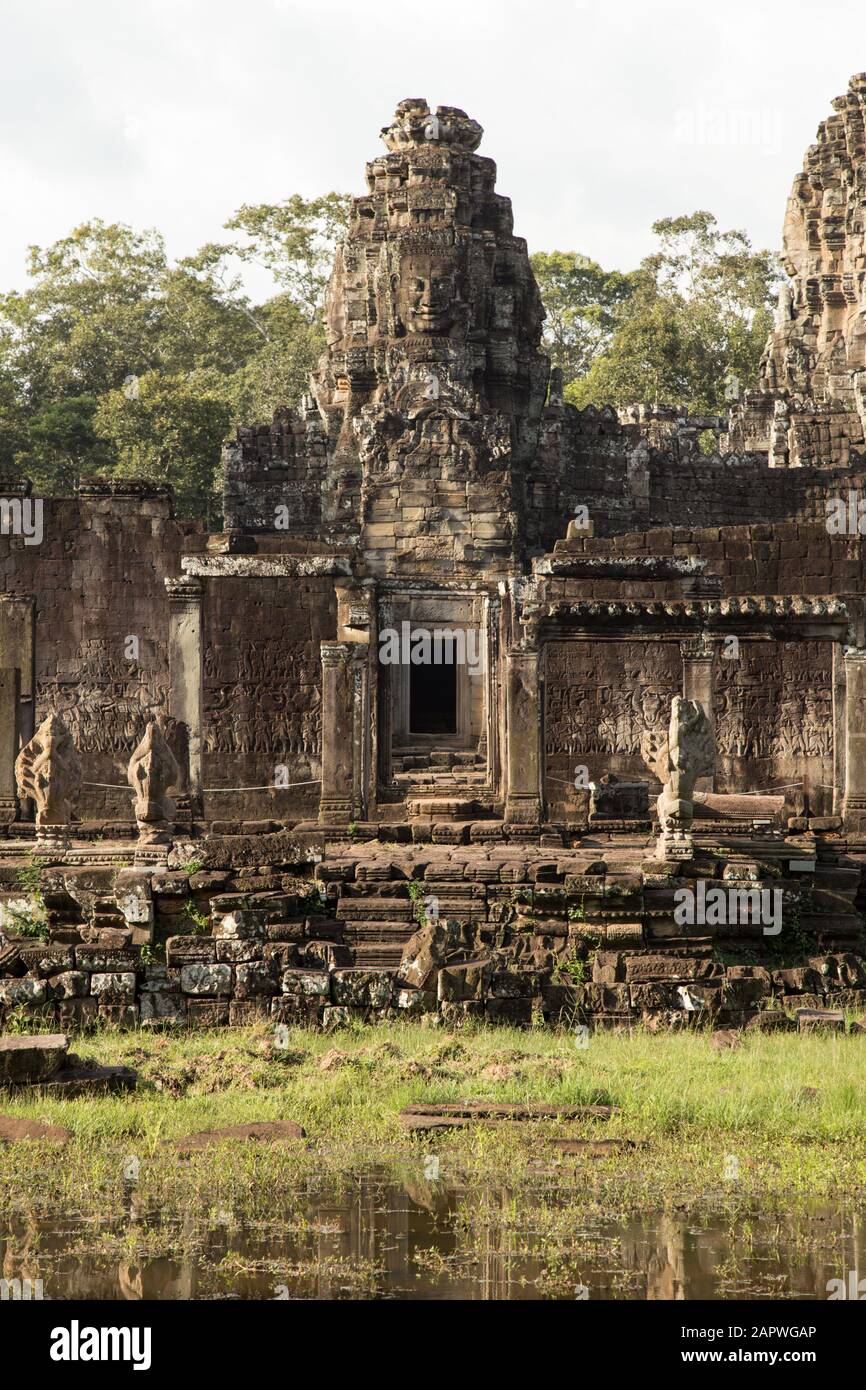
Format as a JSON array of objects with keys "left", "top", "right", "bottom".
[
  {"left": 0, "top": 977, "right": 48, "bottom": 1010},
  {"left": 48, "top": 970, "right": 89, "bottom": 999},
  {"left": 15, "top": 944, "right": 75, "bottom": 977},
  {"left": 90, "top": 972, "right": 137, "bottom": 1001},
  {"left": 0, "top": 1033, "right": 68, "bottom": 1084},
  {"left": 97, "top": 1003, "right": 139, "bottom": 1027},
  {"left": 186, "top": 999, "right": 230, "bottom": 1027},
  {"left": 213, "top": 910, "right": 268, "bottom": 940},
  {"left": 437, "top": 961, "right": 490, "bottom": 1002},
  {"left": 229, "top": 999, "right": 271, "bottom": 1025},
  {"left": 484, "top": 998, "right": 532, "bottom": 1026},
  {"left": 281, "top": 968, "right": 330, "bottom": 997},
  {"left": 74, "top": 946, "right": 138, "bottom": 973},
  {"left": 56, "top": 997, "right": 98, "bottom": 1030},
  {"left": 139, "top": 992, "right": 186, "bottom": 1025},
  {"left": 165, "top": 936, "right": 216, "bottom": 967},
  {"left": 180, "top": 963, "right": 233, "bottom": 996},
  {"left": 331, "top": 969, "right": 393, "bottom": 1008},
  {"left": 234, "top": 962, "right": 279, "bottom": 998},
  {"left": 215, "top": 940, "right": 265, "bottom": 964}
]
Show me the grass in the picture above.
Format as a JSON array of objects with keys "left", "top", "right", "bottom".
[
  {"left": 2, "top": 1022, "right": 866, "bottom": 1200},
  {"left": 2, "top": 1023, "right": 866, "bottom": 1297}
]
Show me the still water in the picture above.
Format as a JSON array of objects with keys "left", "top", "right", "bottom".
[{"left": 1, "top": 1177, "right": 863, "bottom": 1300}]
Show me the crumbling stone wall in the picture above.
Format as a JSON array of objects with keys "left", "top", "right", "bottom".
[{"left": 0, "top": 483, "right": 201, "bottom": 820}]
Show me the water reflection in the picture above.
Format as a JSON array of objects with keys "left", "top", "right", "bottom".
[{"left": 1, "top": 1178, "right": 864, "bottom": 1301}]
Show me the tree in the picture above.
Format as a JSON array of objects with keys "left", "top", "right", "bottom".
[
  {"left": 224, "top": 193, "right": 352, "bottom": 321},
  {"left": 568, "top": 212, "right": 780, "bottom": 414},
  {"left": 0, "top": 197, "right": 350, "bottom": 508},
  {"left": 94, "top": 371, "right": 233, "bottom": 523},
  {"left": 530, "top": 251, "right": 633, "bottom": 384},
  {"left": 24, "top": 396, "right": 109, "bottom": 495}
]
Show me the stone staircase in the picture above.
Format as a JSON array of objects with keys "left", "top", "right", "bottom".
[{"left": 331, "top": 873, "right": 416, "bottom": 969}]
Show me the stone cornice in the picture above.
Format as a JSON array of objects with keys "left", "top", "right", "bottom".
[
  {"left": 181, "top": 555, "right": 354, "bottom": 579},
  {"left": 536, "top": 595, "right": 849, "bottom": 622}
]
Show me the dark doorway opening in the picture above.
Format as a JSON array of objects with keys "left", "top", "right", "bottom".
[{"left": 410, "top": 635, "right": 457, "bottom": 734}]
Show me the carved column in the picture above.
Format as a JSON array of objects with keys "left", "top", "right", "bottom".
[
  {"left": 681, "top": 634, "right": 716, "bottom": 792},
  {"left": 319, "top": 642, "right": 354, "bottom": 825},
  {"left": 0, "top": 668, "right": 19, "bottom": 824},
  {"left": 164, "top": 577, "right": 204, "bottom": 818},
  {"left": 843, "top": 648, "right": 866, "bottom": 829},
  {"left": 504, "top": 642, "right": 543, "bottom": 825}
]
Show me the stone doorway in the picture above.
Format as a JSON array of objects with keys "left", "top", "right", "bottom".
[
  {"left": 409, "top": 639, "right": 458, "bottom": 736},
  {"left": 379, "top": 589, "right": 495, "bottom": 801}
]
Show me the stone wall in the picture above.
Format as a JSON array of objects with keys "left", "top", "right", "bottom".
[
  {"left": 202, "top": 574, "right": 335, "bottom": 823},
  {"left": 0, "top": 484, "right": 200, "bottom": 820}
]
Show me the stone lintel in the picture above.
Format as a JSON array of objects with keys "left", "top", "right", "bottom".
[{"left": 181, "top": 555, "right": 353, "bottom": 579}]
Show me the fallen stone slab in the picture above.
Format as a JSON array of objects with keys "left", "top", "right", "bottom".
[
  {"left": 18, "top": 1063, "right": 138, "bottom": 1097},
  {"left": 0, "top": 1033, "right": 69, "bottom": 1085},
  {"left": 796, "top": 1008, "right": 845, "bottom": 1032},
  {"left": 168, "top": 1120, "right": 306, "bottom": 1153},
  {"left": 0, "top": 1114, "right": 71, "bottom": 1144},
  {"left": 402, "top": 1101, "right": 616, "bottom": 1120},
  {"left": 399, "top": 1101, "right": 616, "bottom": 1130}
]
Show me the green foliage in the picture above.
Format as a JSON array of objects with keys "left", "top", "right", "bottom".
[
  {"left": 530, "top": 250, "right": 633, "bottom": 383},
  {"left": 406, "top": 879, "right": 430, "bottom": 929},
  {"left": 555, "top": 954, "right": 588, "bottom": 985},
  {"left": 564, "top": 212, "right": 781, "bottom": 413},
  {"left": 0, "top": 198, "right": 349, "bottom": 514},
  {"left": 182, "top": 901, "right": 211, "bottom": 935},
  {"left": 94, "top": 370, "right": 233, "bottom": 522},
  {"left": 224, "top": 193, "right": 352, "bottom": 320}
]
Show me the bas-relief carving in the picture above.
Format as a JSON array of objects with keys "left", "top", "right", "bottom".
[
  {"left": 545, "top": 642, "right": 682, "bottom": 758},
  {"left": 36, "top": 640, "right": 168, "bottom": 756},
  {"left": 203, "top": 638, "right": 322, "bottom": 761},
  {"left": 713, "top": 641, "right": 833, "bottom": 764}
]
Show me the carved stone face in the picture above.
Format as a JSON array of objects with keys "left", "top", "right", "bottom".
[{"left": 396, "top": 254, "right": 456, "bottom": 334}]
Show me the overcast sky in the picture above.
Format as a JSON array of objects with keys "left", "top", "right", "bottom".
[{"left": 1, "top": 0, "right": 864, "bottom": 297}]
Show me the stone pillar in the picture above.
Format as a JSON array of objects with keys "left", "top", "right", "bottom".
[
  {"left": 0, "top": 594, "right": 35, "bottom": 746},
  {"left": 504, "top": 643, "right": 543, "bottom": 825},
  {"left": 319, "top": 642, "right": 354, "bottom": 825},
  {"left": 681, "top": 635, "right": 716, "bottom": 792},
  {"left": 843, "top": 648, "right": 866, "bottom": 829},
  {"left": 0, "top": 668, "right": 19, "bottom": 824},
  {"left": 164, "top": 577, "right": 204, "bottom": 818}
]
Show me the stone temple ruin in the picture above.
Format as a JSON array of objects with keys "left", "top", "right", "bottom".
[{"left": 4, "top": 81, "right": 866, "bottom": 1036}]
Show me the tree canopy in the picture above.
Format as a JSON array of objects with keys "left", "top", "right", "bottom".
[
  {"left": 0, "top": 202, "right": 778, "bottom": 518},
  {"left": 0, "top": 197, "right": 349, "bottom": 517}
]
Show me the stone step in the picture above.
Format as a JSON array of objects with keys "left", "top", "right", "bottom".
[
  {"left": 336, "top": 899, "right": 415, "bottom": 921},
  {"left": 343, "top": 922, "right": 416, "bottom": 944},
  {"left": 407, "top": 797, "right": 480, "bottom": 820},
  {"left": 350, "top": 945, "right": 405, "bottom": 968}
]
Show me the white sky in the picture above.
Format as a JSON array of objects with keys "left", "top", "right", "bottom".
[{"left": 0, "top": 0, "right": 864, "bottom": 298}]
